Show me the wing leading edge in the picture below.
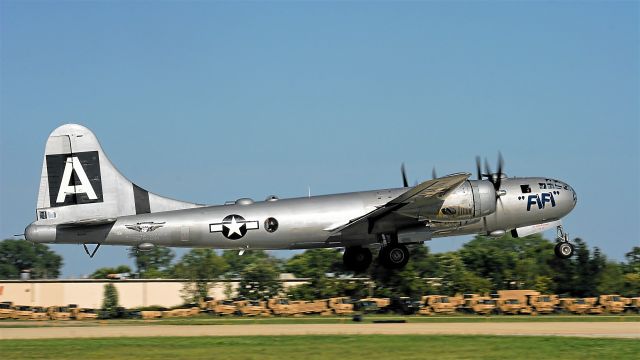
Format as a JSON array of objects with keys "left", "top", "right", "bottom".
[{"left": 330, "top": 172, "right": 471, "bottom": 236}]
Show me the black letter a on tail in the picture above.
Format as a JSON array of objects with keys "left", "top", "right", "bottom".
[{"left": 46, "top": 151, "right": 104, "bottom": 206}]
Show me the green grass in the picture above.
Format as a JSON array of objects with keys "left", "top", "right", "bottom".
[
  {"left": 1, "top": 314, "right": 638, "bottom": 328},
  {"left": 1, "top": 335, "right": 638, "bottom": 359}
]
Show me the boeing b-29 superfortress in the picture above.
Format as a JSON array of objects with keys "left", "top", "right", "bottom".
[{"left": 25, "top": 124, "right": 578, "bottom": 271}]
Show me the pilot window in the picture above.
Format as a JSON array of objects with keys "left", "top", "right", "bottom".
[{"left": 520, "top": 185, "right": 531, "bottom": 193}]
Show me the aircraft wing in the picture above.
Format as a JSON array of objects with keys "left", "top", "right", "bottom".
[{"left": 330, "top": 172, "right": 471, "bottom": 235}]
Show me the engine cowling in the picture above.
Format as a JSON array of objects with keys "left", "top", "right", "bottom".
[{"left": 430, "top": 180, "right": 496, "bottom": 221}]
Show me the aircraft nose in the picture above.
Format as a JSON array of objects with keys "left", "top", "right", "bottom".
[{"left": 566, "top": 183, "right": 577, "bottom": 209}]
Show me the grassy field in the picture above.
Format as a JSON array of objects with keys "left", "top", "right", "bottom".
[
  {"left": 1, "top": 314, "right": 638, "bottom": 328},
  {"left": 1, "top": 335, "right": 638, "bottom": 359}
]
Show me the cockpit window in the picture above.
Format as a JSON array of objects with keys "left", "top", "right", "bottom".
[
  {"left": 520, "top": 185, "right": 531, "bottom": 193},
  {"left": 538, "top": 183, "right": 546, "bottom": 189}
]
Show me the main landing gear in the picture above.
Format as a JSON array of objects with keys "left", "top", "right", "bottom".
[
  {"left": 343, "top": 234, "right": 412, "bottom": 272},
  {"left": 378, "top": 243, "right": 410, "bottom": 269},
  {"left": 343, "top": 243, "right": 410, "bottom": 272},
  {"left": 554, "top": 225, "right": 574, "bottom": 259},
  {"left": 343, "top": 246, "right": 373, "bottom": 273}
]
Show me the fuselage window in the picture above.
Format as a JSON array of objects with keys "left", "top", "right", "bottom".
[
  {"left": 520, "top": 185, "right": 531, "bottom": 193},
  {"left": 265, "top": 217, "right": 279, "bottom": 232},
  {"left": 39, "top": 211, "right": 47, "bottom": 220}
]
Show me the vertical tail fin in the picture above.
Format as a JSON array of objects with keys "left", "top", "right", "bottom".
[{"left": 35, "top": 124, "right": 200, "bottom": 225}]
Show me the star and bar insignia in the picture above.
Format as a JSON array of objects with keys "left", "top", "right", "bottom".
[{"left": 210, "top": 214, "right": 259, "bottom": 240}]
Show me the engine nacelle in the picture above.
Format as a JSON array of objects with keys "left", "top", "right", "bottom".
[{"left": 430, "top": 180, "right": 496, "bottom": 221}]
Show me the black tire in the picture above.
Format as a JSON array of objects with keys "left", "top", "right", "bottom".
[
  {"left": 554, "top": 242, "right": 574, "bottom": 259},
  {"left": 379, "top": 244, "right": 409, "bottom": 269},
  {"left": 343, "top": 246, "right": 373, "bottom": 272}
]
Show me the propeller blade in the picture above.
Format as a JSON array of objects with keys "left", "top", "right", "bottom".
[
  {"left": 432, "top": 167, "right": 437, "bottom": 180},
  {"left": 484, "top": 158, "right": 492, "bottom": 180},
  {"left": 475, "top": 156, "right": 482, "bottom": 180},
  {"left": 401, "top": 163, "right": 409, "bottom": 188},
  {"left": 495, "top": 152, "right": 504, "bottom": 190}
]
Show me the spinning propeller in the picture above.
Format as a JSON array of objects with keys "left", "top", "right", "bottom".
[{"left": 476, "top": 152, "right": 505, "bottom": 191}]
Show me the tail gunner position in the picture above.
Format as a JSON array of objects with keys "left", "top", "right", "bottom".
[{"left": 25, "top": 124, "right": 577, "bottom": 271}]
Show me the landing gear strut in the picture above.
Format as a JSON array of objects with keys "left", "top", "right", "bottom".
[
  {"left": 554, "top": 225, "right": 574, "bottom": 259},
  {"left": 343, "top": 246, "right": 372, "bottom": 272}
]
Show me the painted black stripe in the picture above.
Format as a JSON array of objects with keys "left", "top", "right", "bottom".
[{"left": 133, "top": 184, "right": 151, "bottom": 214}]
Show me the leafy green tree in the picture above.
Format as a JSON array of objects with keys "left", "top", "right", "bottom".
[
  {"left": 405, "top": 245, "right": 440, "bottom": 278},
  {"left": 621, "top": 273, "right": 640, "bottom": 297},
  {"left": 102, "top": 283, "right": 120, "bottom": 318},
  {"left": 284, "top": 249, "right": 345, "bottom": 299},
  {"left": 621, "top": 246, "right": 640, "bottom": 296},
  {"left": 533, "top": 275, "right": 554, "bottom": 294},
  {"left": 571, "top": 238, "right": 597, "bottom": 296},
  {"left": 238, "top": 259, "right": 282, "bottom": 299},
  {"left": 369, "top": 246, "right": 433, "bottom": 299},
  {"left": 222, "top": 250, "right": 281, "bottom": 275},
  {"left": 0, "top": 239, "right": 63, "bottom": 279},
  {"left": 370, "top": 263, "right": 426, "bottom": 299},
  {"left": 171, "top": 249, "right": 228, "bottom": 302},
  {"left": 90, "top": 265, "right": 132, "bottom": 279},
  {"left": 128, "top": 246, "right": 174, "bottom": 278},
  {"left": 434, "top": 252, "right": 491, "bottom": 295},
  {"left": 458, "top": 235, "right": 519, "bottom": 289},
  {"left": 548, "top": 253, "right": 577, "bottom": 295},
  {"left": 285, "top": 249, "right": 344, "bottom": 277},
  {"left": 624, "top": 247, "right": 640, "bottom": 274},
  {"left": 287, "top": 275, "right": 362, "bottom": 300},
  {"left": 596, "top": 261, "right": 624, "bottom": 295},
  {"left": 460, "top": 234, "right": 563, "bottom": 291}
]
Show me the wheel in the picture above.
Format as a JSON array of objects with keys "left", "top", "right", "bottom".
[
  {"left": 343, "top": 246, "right": 372, "bottom": 272},
  {"left": 554, "top": 242, "right": 574, "bottom": 259},
  {"left": 379, "top": 244, "right": 409, "bottom": 269}
]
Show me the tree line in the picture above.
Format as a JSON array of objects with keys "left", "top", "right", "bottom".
[{"left": 1, "top": 234, "right": 638, "bottom": 301}]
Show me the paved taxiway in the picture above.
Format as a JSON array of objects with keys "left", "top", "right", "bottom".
[{"left": 1, "top": 322, "right": 638, "bottom": 339}]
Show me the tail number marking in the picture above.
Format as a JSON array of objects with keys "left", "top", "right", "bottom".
[
  {"left": 46, "top": 151, "right": 103, "bottom": 206},
  {"left": 57, "top": 157, "right": 98, "bottom": 202}
]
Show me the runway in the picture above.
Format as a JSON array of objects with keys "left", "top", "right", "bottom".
[{"left": 1, "top": 322, "right": 638, "bottom": 339}]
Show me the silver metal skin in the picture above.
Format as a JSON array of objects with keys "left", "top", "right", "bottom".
[{"left": 25, "top": 124, "right": 578, "bottom": 264}]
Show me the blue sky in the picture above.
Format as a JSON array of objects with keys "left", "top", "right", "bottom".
[{"left": 1, "top": 1, "right": 638, "bottom": 277}]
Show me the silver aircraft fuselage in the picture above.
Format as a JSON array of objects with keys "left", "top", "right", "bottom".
[
  {"left": 27, "top": 178, "right": 576, "bottom": 250},
  {"left": 24, "top": 124, "right": 577, "bottom": 264}
]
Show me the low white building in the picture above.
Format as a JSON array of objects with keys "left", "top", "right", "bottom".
[{"left": 0, "top": 277, "right": 315, "bottom": 308}]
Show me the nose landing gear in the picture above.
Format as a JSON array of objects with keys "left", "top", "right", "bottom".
[{"left": 554, "top": 225, "right": 574, "bottom": 259}]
